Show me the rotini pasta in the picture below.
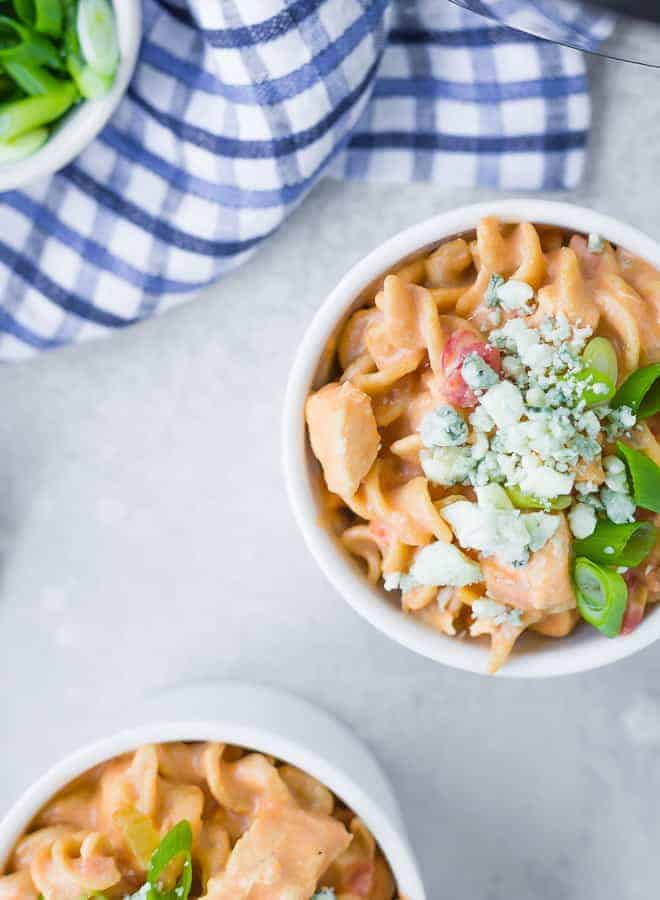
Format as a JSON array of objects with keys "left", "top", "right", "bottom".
[
  {"left": 0, "top": 743, "right": 400, "bottom": 900},
  {"left": 305, "top": 218, "right": 660, "bottom": 672}
]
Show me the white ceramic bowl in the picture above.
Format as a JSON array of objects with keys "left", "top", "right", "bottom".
[
  {"left": 0, "top": 0, "right": 141, "bottom": 192},
  {"left": 283, "top": 199, "right": 660, "bottom": 679},
  {"left": 0, "top": 681, "right": 425, "bottom": 900}
]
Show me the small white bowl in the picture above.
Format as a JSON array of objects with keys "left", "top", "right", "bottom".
[
  {"left": 283, "top": 199, "right": 660, "bottom": 679},
  {"left": 0, "top": 0, "right": 141, "bottom": 192},
  {"left": 0, "top": 681, "right": 425, "bottom": 900}
]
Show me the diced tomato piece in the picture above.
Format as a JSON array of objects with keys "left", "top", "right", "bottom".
[
  {"left": 622, "top": 571, "right": 647, "bottom": 635},
  {"left": 441, "top": 329, "right": 502, "bottom": 408},
  {"left": 345, "top": 861, "right": 375, "bottom": 897}
]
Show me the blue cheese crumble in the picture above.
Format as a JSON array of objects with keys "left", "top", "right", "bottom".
[
  {"left": 485, "top": 273, "right": 505, "bottom": 307},
  {"left": 410, "top": 541, "right": 483, "bottom": 587},
  {"left": 600, "top": 455, "right": 635, "bottom": 523},
  {"left": 587, "top": 232, "right": 605, "bottom": 253},
  {"left": 568, "top": 502, "right": 597, "bottom": 539},
  {"left": 461, "top": 352, "right": 499, "bottom": 390},
  {"left": 420, "top": 405, "right": 468, "bottom": 447},
  {"left": 480, "top": 380, "right": 525, "bottom": 428},
  {"left": 495, "top": 278, "right": 535, "bottom": 312},
  {"left": 472, "top": 599, "right": 523, "bottom": 628},
  {"left": 441, "top": 497, "right": 559, "bottom": 567}
]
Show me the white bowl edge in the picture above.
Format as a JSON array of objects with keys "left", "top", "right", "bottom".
[
  {"left": 0, "top": 681, "right": 426, "bottom": 900},
  {"left": 282, "top": 198, "right": 660, "bottom": 679}
]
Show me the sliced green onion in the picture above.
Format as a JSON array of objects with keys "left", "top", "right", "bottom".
[
  {"left": 77, "top": 0, "right": 118, "bottom": 77},
  {"left": 617, "top": 441, "right": 660, "bottom": 514},
  {"left": 505, "top": 484, "right": 571, "bottom": 511},
  {"left": 612, "top": 363, "right": 660, "bottom": 420},
  {"left": 0, "top": 75, "right": 16, "bottom": 98},
  {"left": 4, "top": 60, "right": 62, "bottom": 94},
  {"left": 0, "top": 80, "right": 76, "bottom": 139},
  {"left": 13, "top": 0, "right": 62, "bottom": 37},
  {"left": 574, "top": 557, "right": 627, "bottom": 638},
  {"left": 0, "top": 125, "right": 47, "bottom": 161},
  {"left": 576, "top": 337, "right": 618, "bottom": 406},
  {"left": 64, "top": 0, "right": 112, "bottom": 98},
  {"left": 143, "top": 820, "right": 193, "bottom": 900},
  {"left": 0, "top": 15, "right": 63, "bottom": 69},
  {"left": 573, "top": 519, "right": 656, "bottom": 567},
  {"left": 65, "top": 49, "right": 111, "bottom": 98}
]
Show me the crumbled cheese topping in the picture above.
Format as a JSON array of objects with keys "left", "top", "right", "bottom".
[
  {"left": 495, "top": 278, "right": 535, "bottom": 312},
  {"left": 480, "top": 380, "right": 525, "bottom": 429},
  {"left": 410, "top": 541, "right": 483, "bottom": 587},
  {"left": 485, "top": 273, "right": 505, "bottom": 307},
  {"left": 568, "top": 502, "right": 597, "bottom": 539},
  {"left": 462, "top": 352, "right": 499, "bottom": 390},
  {"left": 601, "top": 488, "right": 636, "bottom": 525},
  {"left": 420, "top": 405, "right": 468, "bottom": 448},
  {"left": 587, "top": 232, "right": 605, "bottom": 253},
  {"left": 421, "top": 315, "right": 637, "bottom": 511},
  {"left": 472, "top": 599, "right": 523, "bottom": 628},
  {"left": 442, "top": 498, "right": 559, "bottom": 567}
]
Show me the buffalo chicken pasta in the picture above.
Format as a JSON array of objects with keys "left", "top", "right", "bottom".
[
  {"left": 306, "top": 218, "right": 660, "bottom": 672},
  {"left": 0, "top": 742, "right": 399, "bottom": 900}
]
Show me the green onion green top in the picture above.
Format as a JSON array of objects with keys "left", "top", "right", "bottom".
[
  {"left": 136, "top": 820, "right": 193, "bottom": 900},
  {"left": 617, "top": 441, "right": 660, "bottom": 514},
  {"left": 612, "top": 363, "right": 660, "bottom": 420},
  {"left": 573, "top": 518, "right": 656, "bottom": 567}
]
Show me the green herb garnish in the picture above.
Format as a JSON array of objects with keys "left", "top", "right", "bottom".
[
  {"left": 576, "top": 337, "right": 618, "bottom": 406},
  {"left": 573, "top": 519, "right": 656, "bottom": 568},
  {"left": 138, "top": 820, "right": 193, "bottom": 900},
  {"left": 612, "top": 363, "right": 660, "bottom": 420},
  {"left": 574, "top": 557, "right": 627, "bottom": 638},
  {"left": 617, "top": 441, "right": 660, "bottom": 514}
]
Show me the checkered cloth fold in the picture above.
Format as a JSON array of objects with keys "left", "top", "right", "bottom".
[{"left": 0, "top": 0, "right": 612, "bottom": 359}]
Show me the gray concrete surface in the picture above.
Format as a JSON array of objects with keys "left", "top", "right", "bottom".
[{"left": 2, "top": 51, "right": 660, "bottom": 900}]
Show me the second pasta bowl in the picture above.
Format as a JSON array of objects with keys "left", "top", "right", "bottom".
[
  {"left": 0, "top": 682, "right": 425, "bottom": 898},
  {"left": 283, "top": 200, "right": 660, "bottom": 678}
]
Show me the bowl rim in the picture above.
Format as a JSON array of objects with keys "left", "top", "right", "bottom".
[
  {"left": 282, "top": 198, "right": 660, "bottom": 679},
  {"left": 0, "top": 0, "right": 142, "bottom": 192},
  {"left": 0, "top": 682, "right": 426, "bottom": 900}
]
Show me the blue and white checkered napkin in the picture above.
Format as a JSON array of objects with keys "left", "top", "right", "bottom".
[{"left": 0, "top": 0, "right": 612, "bottom": 359}]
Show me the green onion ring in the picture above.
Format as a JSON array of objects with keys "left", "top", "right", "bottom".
[
  {"left": 577, "top": 337, "right": 618, "bottom": 406},
  {"left": 63, "top": 0, "right": 112, "bottom": 99},
  {"left": 574, "top": 557, "right": 627, "bottom": 638}
]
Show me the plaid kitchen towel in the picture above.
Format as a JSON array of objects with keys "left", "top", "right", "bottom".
[{"left": 0, "top": 0, "right": 613, "bottom": 359}]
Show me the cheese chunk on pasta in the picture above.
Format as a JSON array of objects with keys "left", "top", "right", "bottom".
[
  {"left": 482, "top": 516, "right": 575, "bottom": 613},
  {"left": 306, "top": 381, "right": 380, "bottom": 498},
  {"left": 202, "top": 804, "right": 351, "bottom": 900}
]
